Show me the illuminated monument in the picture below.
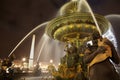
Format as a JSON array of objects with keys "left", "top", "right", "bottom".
[
  {"left": 45, "top": 0, "right": 120, "bottom": 80},
  {"left": 29, "top": 34, "right": 36, "bottom": 70}
]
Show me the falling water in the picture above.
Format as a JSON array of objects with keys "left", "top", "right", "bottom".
[
  {"left": 8, "top": 21, "right": 49, "bottom": 57},
  {"left": 104, "top": 14, "right": 120, "bottom": 50},
  {"left": 103, "top": 23, "right": 117, "bottom": 47},
  {"left": 77, "top": 0, "right": 118, "bottom": 52},
  {"left": 8, "top": 0, "right": 118, "bottom": 70},
  {"left": 35, "top": 0, "right": 104, "bottom": 65},
  {"left": 77, "top": 0, "right": 118, "bottom": 49},
  {"left": 77, "top": 0, "right": 102, "bottom": 35},
  {"left": 35, "top": 33, "right": 65, "bottom": 65},
  {"left": 36, "top": 34, "right": 50, "bottom": 62}
]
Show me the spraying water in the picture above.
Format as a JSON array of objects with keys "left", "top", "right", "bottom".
[
  {"left": 78, "top": 0, "right": 117, "bottom": 48},
  {"left": 77, "top": 0, "right": 117, "bottom": 49},
  {"left": 77, "top": 0, "right": 102, "bottom": 35},
  {"left": 36, "top": 34, "right": 50, "bottom": 62},
  {"left": 8, "top": 21, "right": 49, "bottom": 57},
  {"left": 8, "top": 0, "right": 115, "bottom": 68},
  {"left": 35, "top": 0, "right": 104, "bottom": 65}
]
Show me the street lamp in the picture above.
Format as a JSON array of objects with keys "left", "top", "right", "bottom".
[
  {"left": 22, "top": 58, "right": 26, "bottom": 62},
  {"left": 22, "top": 57, "right": 27, "bottom": 72},
  {"left": 50, "top": 59, "right": 53, "bottom": 64}
]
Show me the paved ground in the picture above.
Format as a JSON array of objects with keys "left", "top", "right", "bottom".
[
  {"left": 20, "top": 76, "right": 54, "bottom": 80},
  {"left": 19, "top": 73, "right": 54, "bottom": 80}
]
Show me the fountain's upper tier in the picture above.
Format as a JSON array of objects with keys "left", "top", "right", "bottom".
[
  {"left": 45, "top": 0, "right": 109, "bottom": 42},
  {"left": 60, "top": 0, "right": 90, "bottom": 15}
]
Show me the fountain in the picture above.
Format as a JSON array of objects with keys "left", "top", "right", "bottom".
[
  {"left": 6, "top": 0, "right": 120, "bottom": 80},
  {"left": 45, "top": 0, "right": 117, "bottom": 80}
]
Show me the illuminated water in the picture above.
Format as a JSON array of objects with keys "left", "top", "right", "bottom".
[
  {"left": 105, "top": 14, "right": 120, "bottom": 52},
  {"left": 8, "top": 21, "right": 49, "bottom": 57},
  {"left": 8, "top": 0, "right": 119, "bottom": 70},
  {"left": 77, "top": 0, "right": 118, "bottom": 49},
  {"left": 35, "top": 34, "right": 65, "bottom": 65},
  {"left": 78, "top": 0, "right": 102, "bottom": 35}
]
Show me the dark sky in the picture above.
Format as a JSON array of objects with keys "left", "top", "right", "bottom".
[{"left": 0, "top": 0, "right": 120, "bottom": 59}]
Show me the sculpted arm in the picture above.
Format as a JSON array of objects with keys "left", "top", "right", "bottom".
[{"left": 84, "top": 48, "right": 101, "bottom": 64}]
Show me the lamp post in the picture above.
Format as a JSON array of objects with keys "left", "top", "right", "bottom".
[
  {"left": 22, "top": 58, "right": 26, "bottom": 72},
  {"left": 50, "top": 59, "right": 53, "bottom": 64},
  {"left": 22, "top": 58, "right": 26, "bottom": 62}
]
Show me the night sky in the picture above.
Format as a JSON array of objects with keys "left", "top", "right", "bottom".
[{"left": 0, "top": 0, "right": 120, "bottom": 59}]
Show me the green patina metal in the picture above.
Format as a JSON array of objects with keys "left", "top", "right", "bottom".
[
  {"left": 45, "top": 0, "right": 109, "bottom": 43},
  {"left": 45, "top": 12, "right": 109, "bottom": 42}
]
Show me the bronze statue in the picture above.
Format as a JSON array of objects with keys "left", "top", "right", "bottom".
[{"left": 84, "top": 32, "right": 120, "bottom": 80}]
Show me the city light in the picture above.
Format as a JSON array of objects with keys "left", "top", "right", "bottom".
[
  {"left": 50, "top": 59, "right": 53, "bottom": 64},
  {"left": 22, "top": 58, "right": 26, "bottom": 62}
]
